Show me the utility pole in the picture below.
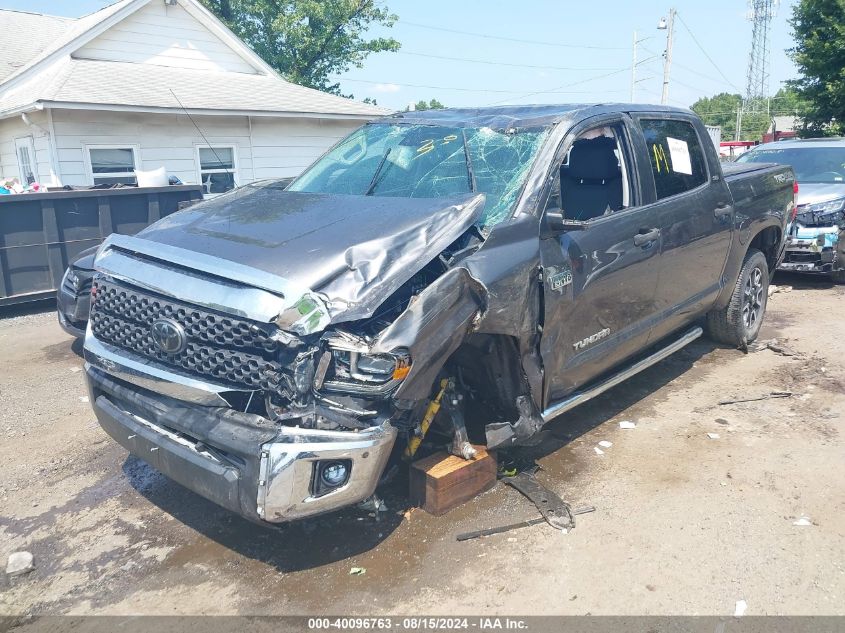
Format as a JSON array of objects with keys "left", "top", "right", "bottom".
[
  {"left": 658, "top": 8, "right": 676, "bottom": 105},
  {"left": 735, "top": 104, "right": 743, "bottom": 141},
  {"left": 631, "top": 31, "right": 653, "bottom": 103}
]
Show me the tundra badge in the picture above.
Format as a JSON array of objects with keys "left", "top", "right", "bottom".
[{"left": 573, "top": 328, "right": 611, "bottom": 350}]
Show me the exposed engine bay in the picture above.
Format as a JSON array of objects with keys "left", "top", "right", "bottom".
[{"left": 245, "top": 227, "right": 487, "bottom": 438}]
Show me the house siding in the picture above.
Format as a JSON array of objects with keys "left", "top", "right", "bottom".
[
  {"left": 0, "top": 111, "right": 56, "bottom": 186},
  {"left": 248, "top": 118, "right": 360, "bottom": 179},
  {"left": 74, "top": 1, "right": 259, "bottom": 74},
  {"left": 49, "top": 109, "right": 361, "bottom": 187}
]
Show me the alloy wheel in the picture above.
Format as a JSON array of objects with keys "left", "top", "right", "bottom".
[{"left": 742, "top": 266, "right": 764, "bottom": 330}]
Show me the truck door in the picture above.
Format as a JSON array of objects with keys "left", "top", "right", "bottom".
[
  {"left": 632, "top": 115, "right": 733, "bottom": 341},
  {"left": 539, "top": 116, "right": 662, "bottom": 405}
]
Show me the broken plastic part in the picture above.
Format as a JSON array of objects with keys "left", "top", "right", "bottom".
[
  {"left": 274, "top": 292, "right": 331, "bottom": 335},
  {"left": 392, "top": 364, "right": 411, "bottom": 381},
  {"left": 485, "top": 394, "right": 546, "bottom": 449}
]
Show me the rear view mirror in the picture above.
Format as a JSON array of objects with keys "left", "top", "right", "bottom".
[{"left": 541, "top": 209, "right": 589, "bottom": 238}]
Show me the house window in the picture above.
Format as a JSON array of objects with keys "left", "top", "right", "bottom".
[
  {"left": 87, "top": 146, "right": 138, "bottom": 185},
  {"left": 197, "top": 146, "right": 237, "bottom": 194},
  {"left": 15, "top": 137, "right": 38, "bottom": 185}
]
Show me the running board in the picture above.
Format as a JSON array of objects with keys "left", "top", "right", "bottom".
[{"left": 541, "top": 326, "right": 703, "bottom": 423}]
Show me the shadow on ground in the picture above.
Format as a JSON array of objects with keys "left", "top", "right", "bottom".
[
  {"left": 122, "top": 454, "right": 410, "bottom": 573},
  {"left": 772, "top": 270, "right": 837, "bottom": 290},
  {"left": 0, "top": 298, "right": 55, "bottom": 319},
  {"left": 512, "top": 337, "right": 725, "bottom": 467}
]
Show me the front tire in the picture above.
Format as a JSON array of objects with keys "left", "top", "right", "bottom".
[{"left": 706, "top": 249, "right": 769, "bottom": 346}]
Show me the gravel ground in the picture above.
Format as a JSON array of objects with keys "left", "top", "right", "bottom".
[{"left": 1, "top": 274, "right": 843, "bottom": 616}]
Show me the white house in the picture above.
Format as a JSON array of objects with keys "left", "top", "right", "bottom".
[{"left": 0, "top": 0, "right": 387, "bottom": 193}]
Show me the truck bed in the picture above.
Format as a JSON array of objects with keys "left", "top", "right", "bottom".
[{"left": 721, "top": 161, "right": 781, "bottom": 181}]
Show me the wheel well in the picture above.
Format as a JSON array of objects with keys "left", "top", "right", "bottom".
[
  {"left": 444, "top": 334, "right": 528, "bottom": 443},
  {"left": 749, "top": 226, "right": 781, "bottom": 272}
]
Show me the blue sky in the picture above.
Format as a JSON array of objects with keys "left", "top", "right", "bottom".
[{"left": 4, "top": 0, "right": 799, "bottom": 114}]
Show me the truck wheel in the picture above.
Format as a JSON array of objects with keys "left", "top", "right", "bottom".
[
  {"left": 706, "top": 248, "right": 769, "bottom": 346},
  {"left": 831, "top": 269, "right": 845, "bottom": 284}
]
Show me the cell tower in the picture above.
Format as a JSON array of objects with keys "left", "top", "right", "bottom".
[{"left": 744, "top": 0, "right": 777, "bottom": 113}]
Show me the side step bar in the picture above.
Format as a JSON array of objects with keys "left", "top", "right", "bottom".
[{"left": 542, "top": 326, "right": 703, "bottom": 423}]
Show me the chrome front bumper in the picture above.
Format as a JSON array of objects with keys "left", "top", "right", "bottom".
[
  {"left": 87, "top": 366, "right": 397, "bottom": 523},
  {"left": 258, "top": 423, "right": 397, "bottom": 522}
]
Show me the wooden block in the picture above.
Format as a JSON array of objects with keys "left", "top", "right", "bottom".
[{"left": 409, "top": 445, "right": 496, "bottom": 516}]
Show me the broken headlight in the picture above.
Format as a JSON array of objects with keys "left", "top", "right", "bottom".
[
  {"left": 319, "top": 332, "right": 411, "bottom": 396},
  {"left": 805, "top": 197, "right": 845, "bottom": 215},
  {"left": 332, "top": 349, "right": 409, "bottom": 383}
]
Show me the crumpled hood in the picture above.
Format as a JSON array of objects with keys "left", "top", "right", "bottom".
[
  {"left": 137, "top": 184, "right": 485, "bottom": 324},
  {"left": 796, "top": 182, "right": 845, "bottom": 207}
]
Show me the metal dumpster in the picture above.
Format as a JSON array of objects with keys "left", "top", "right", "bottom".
[{"left": 0, "top": 185, "right": 203, "bottom": 306}]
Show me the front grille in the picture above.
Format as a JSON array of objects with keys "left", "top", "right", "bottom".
[{"left": 90, "top": 279, "right": 281, "bottom": 390}]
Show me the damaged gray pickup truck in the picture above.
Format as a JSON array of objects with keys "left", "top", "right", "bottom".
[{"left": 83, "top": 104, "right": 794, "bottom": 524}]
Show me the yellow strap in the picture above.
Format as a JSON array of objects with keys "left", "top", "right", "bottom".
[{"left": 404, "top": 379, "right": 449, "bottom": 459}]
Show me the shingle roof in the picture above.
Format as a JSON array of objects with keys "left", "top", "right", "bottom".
[
  {"left": 0, "top": 0, "right": 389, "bottom": 118},
  {"left": 1, "top": 58, "right": 388, "bottom": 117},
  {"left": 0, "top": 10, "right": 74, "bottom": 82}
]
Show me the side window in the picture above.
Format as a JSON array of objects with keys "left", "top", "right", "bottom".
[
  {"left": 639, "top": 118, "right": 707, "bottom": 199},
  {"left": 549, "top": 122, "right": 633, "bottom": 221}
]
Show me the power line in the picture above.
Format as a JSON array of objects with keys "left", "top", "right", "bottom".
[
  {"left": 486, "top": 63, "right": 650, "bottom": 106},
  {"left": 341, "top": 76, "right": 630, "bottom": 95},
  {"left": 671, "top": 76, "right": 711, "bottom": 93},
  {"left": 396, "top": 50, "right": 618, "bottom": 72},
  {"left": 675, "top": 12, "right": 743, "bottom": 92},
  {"left": 398, "top": 20, "right": 629, "bottom": 51},
  {"left": 640, "top": 45, "right": 731, "bottom": 88},
  {"left": 696, "top": 109, "right": 797, "bottom": 116}
]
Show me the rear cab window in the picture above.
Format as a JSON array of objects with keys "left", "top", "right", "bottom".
[{"left": 639, "top": 118, "right": 708, "bottom": 199}]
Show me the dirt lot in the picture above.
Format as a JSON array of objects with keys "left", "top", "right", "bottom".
[{"left": 1, "top": 273, "right": 843, "bottom": 617}]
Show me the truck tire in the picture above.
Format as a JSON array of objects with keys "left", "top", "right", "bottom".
[
  {"left": 706, "top": 248, "right": 769, "bottom": 346},
  {"left": 831, "top": 269, "right": 845, "bottom": 284}
]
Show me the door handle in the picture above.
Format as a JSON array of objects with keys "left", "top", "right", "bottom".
[
  {"left": 633, "top": 228, "right": 660, "bottom": 247},
  {"left": 714, "top": 202, "right": 733, "bottom": 218}
]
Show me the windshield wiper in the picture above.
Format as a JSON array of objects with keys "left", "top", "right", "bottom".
[
  {"left": 461, "top": 129, "right": 477, "bottom": 192},
  {"left": 365, "top": 147, "right": 392, "bottom": 195}
]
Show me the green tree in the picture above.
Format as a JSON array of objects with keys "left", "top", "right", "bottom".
[
  {"left": 769, "top": 87, "right": 807, "bottom": 117},
  {"left": 406, "top": 99, "right": 446, "bottom": 111},
  {"left": 691, "top": 92, "right": 771, "bottom": 142},
  {"left": 201, "top": 0, "right": 400, "bottom": 96},
  {"left": 787, "top": 0, "right": 845, "bottom": 136}
]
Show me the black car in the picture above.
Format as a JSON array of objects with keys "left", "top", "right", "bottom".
[{"left": 57, "top": 246, "right": 98, "bottom": 337}]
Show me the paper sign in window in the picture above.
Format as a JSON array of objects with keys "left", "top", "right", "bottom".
[{"left": 666, "top": 137, "right": 692, "bottom": 175}]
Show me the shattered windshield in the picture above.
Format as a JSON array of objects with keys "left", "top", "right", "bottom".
[{"left": 289, "top": 123, "right": 550, "bottom": 227}]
